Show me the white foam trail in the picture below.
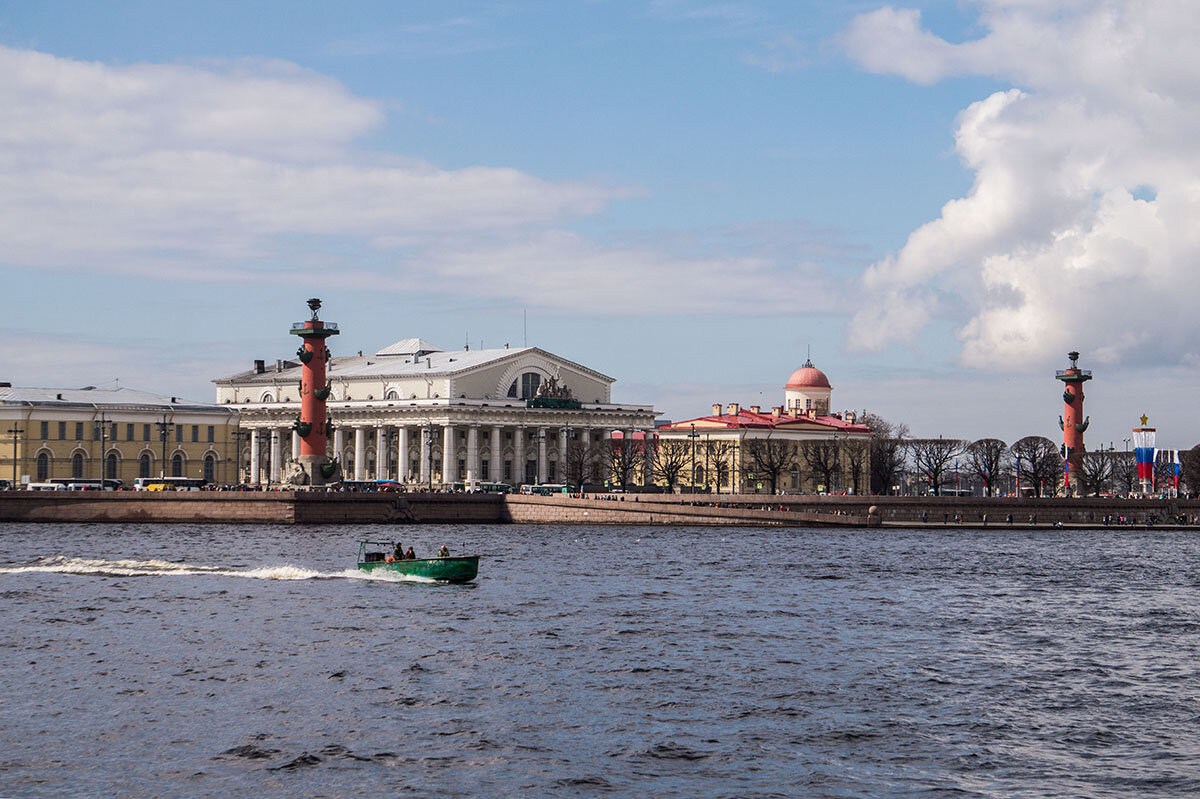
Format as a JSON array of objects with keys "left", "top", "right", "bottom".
[{"left": 0, "top": 557, "right": 438, "bottom": 583}]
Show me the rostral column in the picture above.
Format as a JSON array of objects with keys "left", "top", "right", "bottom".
[
  {"left": 1056, "top": 350, "right": 1091, "bottom": 496},
  {"left": 289, "top": 298, "right": 339, "bottom": 484}
]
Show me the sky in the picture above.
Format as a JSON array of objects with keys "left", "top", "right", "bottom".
[{"left": 2, "top": 0, "right": 1198, "bottom": 451}]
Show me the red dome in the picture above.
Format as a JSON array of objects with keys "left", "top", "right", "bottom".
[{"left": 785, "top": 360, "right": 830, "bottom": 389}]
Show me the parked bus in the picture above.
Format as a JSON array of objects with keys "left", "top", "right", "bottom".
[
  {"left": 134, "top": 477, "right": 206, "bottom": 491},
  {"left": 49, "top": 478, "right": 123, "bottom": 491},
  {"left": 520, "top": 483, "right": 574, "bottom": 495}
]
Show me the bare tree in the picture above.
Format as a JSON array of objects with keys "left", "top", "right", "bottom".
[
  {"left": 742, "top": 436, "right": 798, "bottom": 495},
  {"left": 1112, "top": 451, "right": 1136, "bottom": 496},
  {"left": 842, "top": 438, "right": 869, "bottom": 495},
  {"left": 964, "top": 438, "right": 1008, "bottom": 497},
  {"left": 907, "top": 437, "right": 967, "bottom": 495},
  {"left": 1077, "top": 449, "right": 1114, "bottom": 496},
  {"left": 565, "top": 438, "right": 601, "bottom": 488},
  {"left": 800, "top": 440, "right": 837, "bottom": 493},
  {"left": 608, "top": 436, "right": 643, "bottom": 489},
  {"left": 651, "top": 440, "right": 691, "bottom": 492},
  {"left": 707, "top": 439, "right": 735, "bottom": 493},
  {"left": 1010, "top": 436, "right": 1063, "bottom": 497},
  {"left": 861, "top": 412, "right": 908, "bottom": 495}
]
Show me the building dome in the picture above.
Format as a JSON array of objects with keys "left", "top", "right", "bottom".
[{"left": 785, "top": 359, "right": 830, "bottom": 389}]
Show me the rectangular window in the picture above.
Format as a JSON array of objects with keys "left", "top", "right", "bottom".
[
  {"left": 75, "top": 422, "right": 83, "bottom": 440},
  {"left": 58, "top": 421, "right": 66, "bottom": 440},
  {"left": 144, "top": 424, "right": 151, "bottom": 441},
  {"left": 40, "top": 421, "right": 48, "bottom": 439},
  {"left": 175, "top": 424, "right": 183, "bottom": 442},
  {"left": 93, "top": 423, "right": 100, "bottom": 441},
  {"left": 481, "top": 459, "right": 490, "bottom": 480},
  {"left": 110, "top": 423, "right": 117, "bottom": 440},
  {"left": 457, "top": 459, "right": 466, "bottom": 479},
  {"left": 191, "top": 425, "right": 199, "bottom": 443},
  {"left": 207, "top": 426, "right": 214, "bottom": 443},
  {"left": 126, "top": 424, "right": 135, "bottom": 441},
  {"left": 548, "top": 462, "right": 557, "bottom": 482},
  {"left": 503, "top": 460, "right": 512, "bottom": 481}
]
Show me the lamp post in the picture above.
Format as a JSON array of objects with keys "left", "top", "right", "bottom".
[
  {"left": 704, "top": 433, "right": 711, "bottom": 494},
  {"left": 94, "top": 412, "right": 110, "bottom": 481},
  {"left": 6, "top": 424, "right": 22, "bottom": 487},
  {"left": 157, "top": 415, "right": 170, "bottom": 479},
  {"left": 688, "top": 423, "right": 697, "bottom": 491}
]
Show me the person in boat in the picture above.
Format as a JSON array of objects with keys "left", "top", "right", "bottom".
[
  {"left": 437, "top": 545, "right": 450, "bottom": 557},
  {"left": 392, "top": 542, "right": 404, "bottom": 561},
  {"left": 404, "top": 546, "right": 416, "bottom": 560}
]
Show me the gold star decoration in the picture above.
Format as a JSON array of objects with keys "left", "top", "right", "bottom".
[{"left": 1140, "top": 414, "right": 1149, "bottom": 426}]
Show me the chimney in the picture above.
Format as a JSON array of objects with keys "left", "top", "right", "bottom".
[
  {"left": 750, "top": 405, "right": 761, "bottom": 414},
  {"left": 772, "top": 406, "right": 782, "bottom": 417},
  {"left": 56, "top": 393, "right": 63, "bottom": 400},
  {"left": 170, "top": 397, "right": 178, "bottom": 404},
  {"left": 426, "top": 357, "right": 432, "bottom": 369},
  {"left": 711, "top": 403, "right": 722, "bottom": 416},
  {"left": 275, "top": 359, "right": 283, "bottom": 373},
  {"left": 727, "top": 402, "right": 740, "bottom": 415},
  {"left": 254, "top": 359, "right": 265, "bottom": 374},
  {"left": 0, "top": 382, "right": 11, "bottom": 388}
]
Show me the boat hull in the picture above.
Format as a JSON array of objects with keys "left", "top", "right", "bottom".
[{"left": 357, "top": 555, "right": 479, "bottom": 583}]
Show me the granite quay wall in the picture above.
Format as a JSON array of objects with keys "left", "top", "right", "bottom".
[
  {"left": 613, "top": 493, "right": 1200, "bottom": 527},
  {"left": 0, "top": 492, "right": 413, "bottom": 525},
  {"left": 500, "top": 494, "right": 876, "bottom": 527}
]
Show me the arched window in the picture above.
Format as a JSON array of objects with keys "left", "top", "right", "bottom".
[
  {"left": 139, "top": 453, "right": 151, "bottom": 478},
  {"left": 36, "top": 452, "right": 50, "bottom": 482},
  {"left": 260, "top": 392, "right": 274, "bottom": 403},
  {"left": 507, "top": 372, "right": 543, "bottom": 399},
  {"left": 105, "top": 452, "right": 118, "bottom": 480},
  {"left": 203, "top": 454, "right": 216, "bottom": 483},
  {"left": 171, "top": 453, "right": 184, "bottom": 477},
  {"left": 385, "top": 389, "right": 399, "bottom": 400},
  {"left": 71, "top": 452, "right": 84, "bottom": 479}
]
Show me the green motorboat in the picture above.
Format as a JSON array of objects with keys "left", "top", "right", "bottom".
[{"left": 356, "top": 540, "right": 479, "bottom": 583}]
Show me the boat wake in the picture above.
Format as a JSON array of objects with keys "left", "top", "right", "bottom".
[{"left": 0, "top": 557, "right": 437, "bottom": 583}]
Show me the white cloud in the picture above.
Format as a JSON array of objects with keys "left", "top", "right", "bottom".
[
  {"left": 0, "top": 45, "right": 854, "bottom": 318},
  {"left": 843, "top": 1, "right": 1200, "bottom": 369}
]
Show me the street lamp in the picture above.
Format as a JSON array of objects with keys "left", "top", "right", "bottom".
[
  {"left": 688, "top": 423, "right": 697, "bottom": 491},
  {"left": 94, "top": 411, "right": 110, "bottom": 481},
  {"left": 157, "top": 414, "right": 170, "bottom": 479},
  {"left": 6, "top": 423, "right": 22, "bottom": 487}
]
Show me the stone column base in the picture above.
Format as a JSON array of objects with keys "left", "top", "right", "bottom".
[{"left": 299, "top": 454, "right": 339, "bottom": 486}]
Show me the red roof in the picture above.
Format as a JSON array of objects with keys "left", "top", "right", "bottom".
[{"left": 662, "top": 408, "right": 869, "bottom": 433}]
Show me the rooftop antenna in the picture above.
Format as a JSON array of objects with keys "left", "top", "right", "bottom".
[
  {"left": 805, "top": 344, "right": 813, "bottom": 368},
  {"left": 464, "top": 331, "right": 469, "bottom": 351}
]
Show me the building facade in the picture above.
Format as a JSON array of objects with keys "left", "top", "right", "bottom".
[
  {"left": 214, "top": 338, "right": 658, "bottom": 488},
  {"left": 0, "top": 385, "right": 240, "bottom": 486},
  {"left": 655, "top": 360, "right": 872, "bottom": 494}
]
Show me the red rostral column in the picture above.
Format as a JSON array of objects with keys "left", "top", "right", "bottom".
[
  {"left": 1056, "top": 350, "right": 1091, "bottom": 496},
  {"left": 289, "top": 298, "right": 339, "bottom": 484}
]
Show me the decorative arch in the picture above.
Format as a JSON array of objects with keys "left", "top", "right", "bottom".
[
  {"left": 138, "top": 451, "right": 153, "bottom": 478},
  {"left": 384, "top": 389, "right": 400, "bottom": 400},
  {"left": 495, "top": 358, "right": 555, "bottom": 400},
  {"left": 203, "top": 453, "right": 217, "bottom": 483},
  {"left": 171, "top": 450, "right": 187, "bottom": 478},
  {"left": 104, "top": 451, "right": 120, "bottom": 480},
  {"left": 260, "top": 391, "right": 275, "bottom": 403}
]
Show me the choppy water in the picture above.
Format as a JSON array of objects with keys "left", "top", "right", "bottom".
[{"left": 2, "top": 523, "right": 1200, "bottom": 798}]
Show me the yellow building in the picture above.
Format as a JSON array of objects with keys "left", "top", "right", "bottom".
[
  {"left": 0, "top": 385, "right": 240, "bottom": 487},
  {"left": 654, "top": 360, "right": 872, "bottom": 494}
]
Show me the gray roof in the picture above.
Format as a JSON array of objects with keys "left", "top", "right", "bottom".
[
  {"left": 0, "top": 386, "right": 226, "bottom": 412},
  {"left": 375, "top": 338, "right": 444, "bottom": 357},
  {"left": 216, "top": 346, "right": 615, "bottom": 384}
]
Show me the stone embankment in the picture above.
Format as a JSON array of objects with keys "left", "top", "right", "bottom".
[{"left": 0, "top": 491, "right": 1196, "bottom": 528}]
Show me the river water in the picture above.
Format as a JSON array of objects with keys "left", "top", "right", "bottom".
[{"left": 1, "top": 522, "right": 1199, "bottom": 798}]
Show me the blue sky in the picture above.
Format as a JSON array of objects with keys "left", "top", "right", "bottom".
[{"left": 3, "top": 1, "right": 1199, "bottom": 450}]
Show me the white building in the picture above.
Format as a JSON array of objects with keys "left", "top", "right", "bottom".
[{"left": 214, "top": 338, "right": 658, "bottom": 487}]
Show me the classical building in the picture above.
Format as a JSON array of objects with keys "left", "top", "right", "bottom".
[
  {"left": 214, "top": 338, "right": 657, "bottom": 488},
  {"left": 655, "top": 359, "right": 871, "bottom": 494},
  {"left": 0, "top": 385, "right": 240, "bottom": 485}
]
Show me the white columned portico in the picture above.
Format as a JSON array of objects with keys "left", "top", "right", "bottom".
[
  {"left": 580, "top": 429, "right": 591, "bottom": 485},
  {"left": 466, "top": 426, "right": 479, "bottom": 488},
  {"left": 269, "top": 428, "right": 282, "bottom": 484},
  {"left": 537, "top": 426, "right": 549, "bottom": 484},
  {"left": 354, "top": 426, "right": 367, "bottom": 481},
  {"left": 375, "top": 427, "right": 388, "bottom": 480},
  {"left": 492, "top": 425, "right": 503, "bottom": 483},
  {"left": 514, "top": 426, "right": 525, "bottom": 486},
  {"left": 397, "top": 427, "right": 409, "bottom": 483},
  {"left": 334, "top": 428, "right": 346, "bottom": 465},
  {"left": 442, "top": 424, "right": 455, "bottom": 485},
  {"left": 250, "top": 429, "right": 261, "bottom": 484},
  {"left": 419, "top": 426, "right": 431, "bottom": 485},
  {"left": 559, "top": 427, "right": 569, "bottom": 484}
]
